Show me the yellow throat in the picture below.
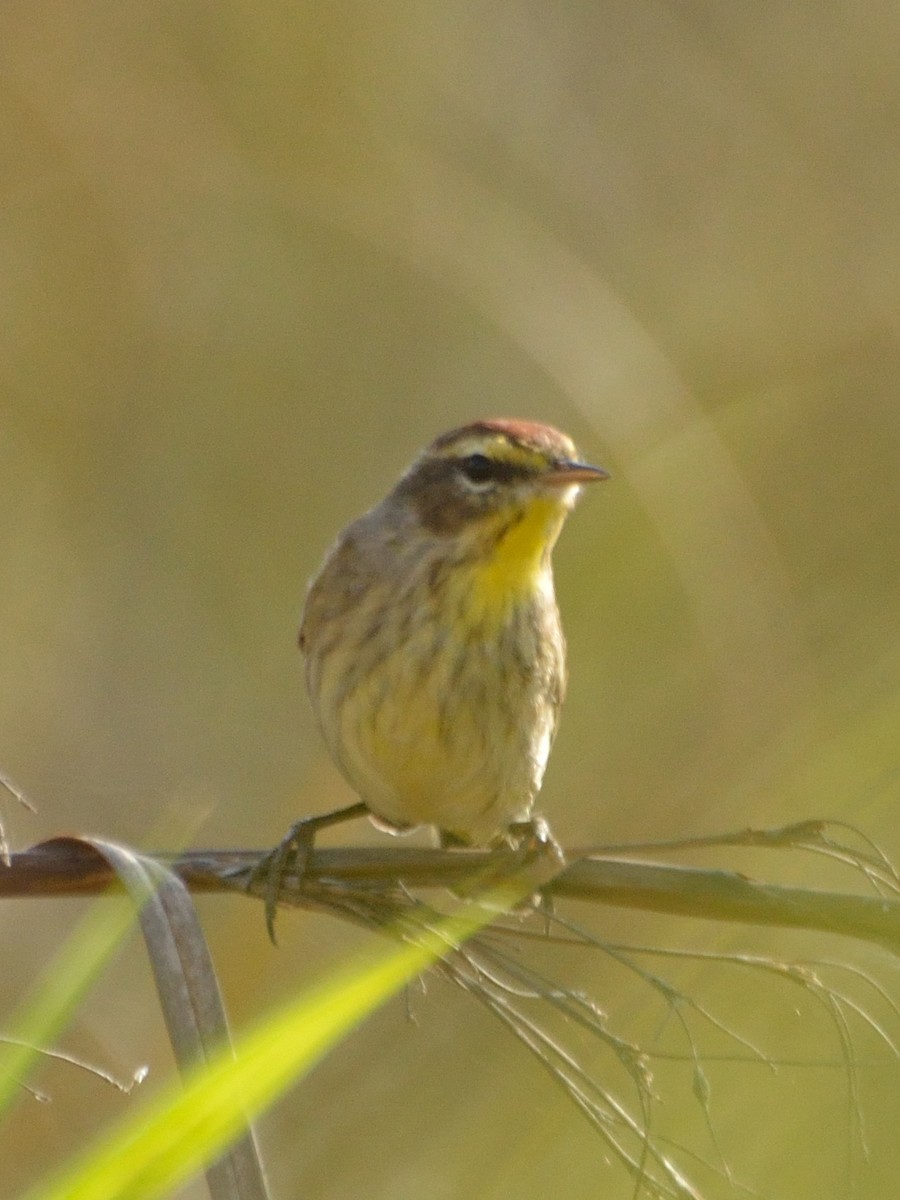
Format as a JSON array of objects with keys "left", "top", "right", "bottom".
[{"left": 468, "top": 492, "right": 570, "bottom": 616}]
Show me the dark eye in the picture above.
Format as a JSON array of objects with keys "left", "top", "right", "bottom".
[{"left": 459, "top": 453, "right": 495, "bottom": 484}]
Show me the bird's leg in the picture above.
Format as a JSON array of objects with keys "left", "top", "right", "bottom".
[
  {"left": 251, "top": 801, "right": 369, "bottom": 942},
  {"left": 505, "top": 815, "right": 565, "bottom": 863},
  {"left": 503, "top": 816, "right": 565, "bottom": 925},
  {"left": 439, "top": 815, "right": 565, "bottom": 916},
  {"left": 441, "top": 816, "right": 562, "bottom": 858}
]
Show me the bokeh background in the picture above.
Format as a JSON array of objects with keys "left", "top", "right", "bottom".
[{"left": 2, "top": 3, "right": 900, "bottom": 1197}]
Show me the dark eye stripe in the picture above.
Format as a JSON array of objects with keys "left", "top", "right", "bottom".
[{"left": 458, "top": 453, "right": 528, "bottom": 485}]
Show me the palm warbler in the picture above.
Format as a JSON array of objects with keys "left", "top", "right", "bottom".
[{"left": 292, "top": 418, "right": 607, "bottom": 854}]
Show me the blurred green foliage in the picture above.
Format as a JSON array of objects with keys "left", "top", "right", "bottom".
[{"left": 2, "top": 3, "right": 900, "bottom": 1197}]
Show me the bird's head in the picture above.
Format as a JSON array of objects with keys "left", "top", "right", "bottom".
[
  {"left": 390, "top": 419, "right": 608, "bottom": 608},
  {"left": 395, "top": 418, "right": 608, "bottom": 537}
]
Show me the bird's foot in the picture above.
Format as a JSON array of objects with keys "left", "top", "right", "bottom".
[
  {"left": 501, "top": 816, "right": 565, "bottom": 923},
  {"left": 248, "top": 801, "right": 369, "bottom": 943},
  {"left": 504, "top": 815, "right": 565, "bottom": 864},
  {"left": 437, "top": 815, "right": 565, "bottom": 911}
]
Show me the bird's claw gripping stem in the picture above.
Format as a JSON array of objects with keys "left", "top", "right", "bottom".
[{"left": 249, "top": 801, "right": 369, "bottom": 943}]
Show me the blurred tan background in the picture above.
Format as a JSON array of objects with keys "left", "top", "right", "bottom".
[{"left": 2, "top": 2, "right": 900, "bottom": 1197}]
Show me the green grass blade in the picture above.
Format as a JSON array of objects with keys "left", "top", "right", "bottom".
[{"left": 24, "top": 886, "right": 519, "bottom": 1200}]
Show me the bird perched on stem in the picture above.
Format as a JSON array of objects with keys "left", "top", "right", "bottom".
[{"left": 258, "top": 419, "right": 607, "bottom": 932}]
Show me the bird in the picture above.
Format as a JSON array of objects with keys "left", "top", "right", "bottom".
[{"left": 258, "top": 419, "right": 607, "bottom": 930}]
